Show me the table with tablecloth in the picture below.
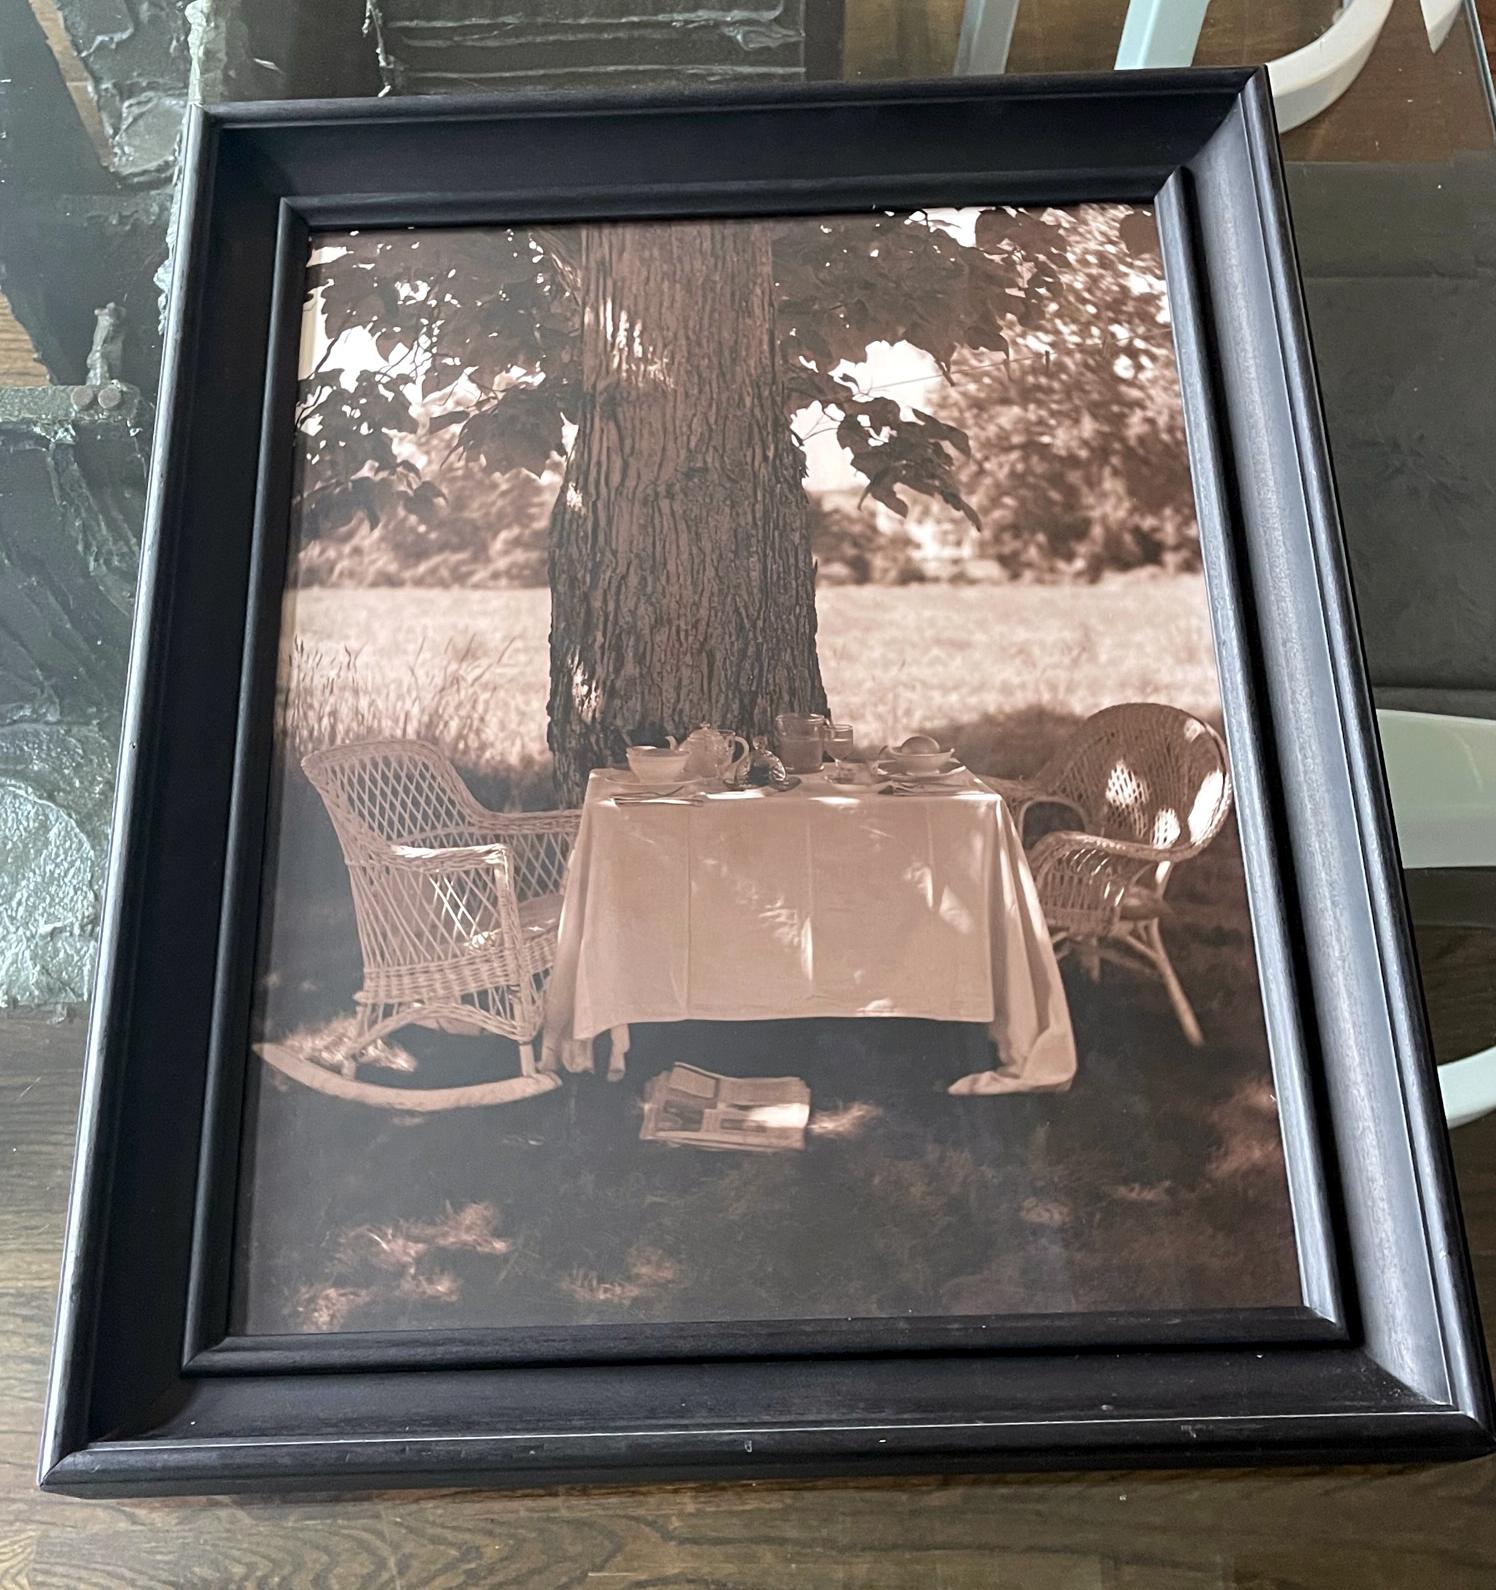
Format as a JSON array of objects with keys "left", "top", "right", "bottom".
[{"left": 541, "top": 769, "right": 1076, "bottom": 1094}]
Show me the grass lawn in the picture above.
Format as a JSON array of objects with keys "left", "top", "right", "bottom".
[
  {"left": 279, "top": 576, "right": 1221, "bottom": 786},
  {"left": 237, "top": 574, "right": 1295, "bottom": 1336}
]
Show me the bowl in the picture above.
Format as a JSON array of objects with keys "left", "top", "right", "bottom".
[
  {"left": 886, "top": 747, "right": 955, "bottom": 778},
  {"left": 626, "top": 745, "right": 693, "bottom": 785}
]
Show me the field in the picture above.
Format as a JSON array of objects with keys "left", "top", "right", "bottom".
[
  {"left": 237, "top": 572, "right": 1294, "bottom": 1338},
  {"left": 279, "top": 577, "right": 1222, "bottom": 792}
]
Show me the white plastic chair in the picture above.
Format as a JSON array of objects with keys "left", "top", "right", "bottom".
[
  {"left": 958, "top": 0, "right": 1463, "bottom": 131},
  {"left": 1378, "top": 708, "right": 1496, "bottom": 1128}
]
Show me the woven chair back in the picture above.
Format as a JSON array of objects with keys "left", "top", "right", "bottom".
[
  {"left": 1043, "top": 704, "right": 1232, "bottom": 858},
  {"left": 303, "top": 739, "right": 490, "bottom": 861}
]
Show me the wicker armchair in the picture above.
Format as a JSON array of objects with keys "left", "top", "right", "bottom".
[
  {"left": 989, "top": 704, "right": 1234, "bottom": 1046},
  {"left": 284, "top": 739, "right": 580, "bottom": 1106}
]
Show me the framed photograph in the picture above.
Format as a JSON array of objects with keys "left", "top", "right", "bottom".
[{"left": 42, "top": 71, "right": 1493, "bottom": 1495}]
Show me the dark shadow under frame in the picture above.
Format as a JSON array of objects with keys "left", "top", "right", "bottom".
[{"left": 41, "top": 71, "right": 1494, "bottom": 1496}]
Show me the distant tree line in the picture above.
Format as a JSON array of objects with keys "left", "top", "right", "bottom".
[
  {"left": 930, "top": 203, "right": 1200, "bottom": 581},
  {"left": 296, "top": 454, "right": 554, "bottom": 588},
  {"left": 296, "top": 466, "right": 932, "bottom": 591}
]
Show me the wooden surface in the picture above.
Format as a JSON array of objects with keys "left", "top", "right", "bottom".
[
  {"left": 4, "top": 942, "right": 1496, "bottom": 1586},
  {"left": 845, "top": 0, "right": 1496, "bottom": 163},
  {"left": 3, "top": 7, "right": 1494, "bottom": 1584}
]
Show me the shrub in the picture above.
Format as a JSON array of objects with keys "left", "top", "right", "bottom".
[
  {"left": 296, "top": 456, "right": 558, "bottom": 590},
  {"left": 809, "top": 499, "right": 925, "bottom": 586}
]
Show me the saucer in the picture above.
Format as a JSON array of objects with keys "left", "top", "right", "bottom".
[
  {"left": 873, "top": 757, "right": 963, "bottom": 782},
  {"left": 608, "top": 768, "right": 702, "bottom": 791}
]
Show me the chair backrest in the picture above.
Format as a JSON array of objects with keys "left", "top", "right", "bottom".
[
  {"left": 1040, "top": 703, "right": 1233, "bottom": 856},
  {"left": 302, "top": 739, "right": 488, "bottom": 862}
]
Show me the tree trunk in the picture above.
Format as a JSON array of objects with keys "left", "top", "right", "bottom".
[{"left": 546, "top": 219, "right": 826, "bottom": 802}]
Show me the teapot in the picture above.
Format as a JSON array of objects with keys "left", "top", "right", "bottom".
[{"left": 682, "top": 723, "right": 751, "bottom": 784}]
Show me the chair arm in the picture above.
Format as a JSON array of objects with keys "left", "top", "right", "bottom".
[
  {"left": 381, "top": 839, "right": 544, "bottom": 972},
  {"left": 982, "top": 775, "right": 1043, "bottom": 806},
  {"left": 467, "top": 809, "right": 581, "bottom": 840},
  {"left": 985, "top": 779, "right": 1089, "bottom": 841},
  {"left": 386, "top": 840, "right": 515, "bottom": 878},
  {"left": 466, "top": 809, "right": 581, "bottom": 899},
  {"left": 1029, "top": 829, "right": 1174, "bottom": 869},
  {"left": 1026, "top": 829, "right": 1173, "bottom": 935}
]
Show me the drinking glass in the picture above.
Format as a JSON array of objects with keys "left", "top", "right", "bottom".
[
  {"left": 825, "top": 722, "right": 858, "bottom": 783},
  {"left": 774, "top": 712, "right": 828, "bottom": 774}
]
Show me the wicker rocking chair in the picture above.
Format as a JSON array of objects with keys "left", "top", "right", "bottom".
[
  {"left": 989, "top": 704, "right": 1234, "bottom": 1046},
  {"left": 262, "top": 739, "right": 580, "bottom": 1109}
]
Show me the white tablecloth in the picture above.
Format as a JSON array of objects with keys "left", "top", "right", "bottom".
[{"left": 541, "top": 770, "right": 1076, "bottom": 1093}]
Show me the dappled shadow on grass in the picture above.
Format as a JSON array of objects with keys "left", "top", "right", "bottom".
[
  {"left": 236, "top": 985, "right": 1296, "bottom": 1333},
  {"left": 238, "top": 705, "right": 1294, "bottom": 1335},
  {"left": 913, "top": 703, "right": 1083, "bottom": 783}
]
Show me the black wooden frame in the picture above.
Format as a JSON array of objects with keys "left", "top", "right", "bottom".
[{"left": 40, "top": 71, "right": 1494, "bottom": 1496}]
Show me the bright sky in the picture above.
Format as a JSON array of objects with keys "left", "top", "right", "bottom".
[{"left": 797, "top": 341, "right": 944, "bottom": 493}]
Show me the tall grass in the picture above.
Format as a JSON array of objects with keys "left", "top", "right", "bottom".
[
  {"left": 280, "top": 632, "right": 519, "bottom": 770},
  {"left": 278, "top": 576, "right": 1222, "bottom": 785}
]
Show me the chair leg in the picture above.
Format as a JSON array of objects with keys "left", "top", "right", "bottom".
[
  {"left": 343, "top": 1003, "right": 406, "bottom": 1073},
  {"left": 1141, "top": 920, "right": 1204, "bottom": 1047},
  {"left": 351, "top": 983, "right": 554, "bottom": 1088}
]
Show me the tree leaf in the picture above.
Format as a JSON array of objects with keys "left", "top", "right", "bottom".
[
  {"left": 456, "top": 386, "right": 566, "bottom": 479},
  {"left": 1116, "top": 208, "right": 1159, "bottom": 261},
  {"left": 862, "top": 474, "right": 909, "bottom": 517},
  {"left": 912, "top": 409, "right": 972, "bottom": 457},
  {"left": 964, "top": 323, "right": 1008, "bottom": 354},
  {"left": 402, "top": 480, "right": 447, "bottom": 523},
  {"left": 862, "top": 396, "right": 902, "bottom": 432},
  {"left": 973, "top": 209, "right": 1018, "bottom": 253}
]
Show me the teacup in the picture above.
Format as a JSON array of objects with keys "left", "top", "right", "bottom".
[{"left": 626, "top": 744, "right": 693, "bottom": 785}]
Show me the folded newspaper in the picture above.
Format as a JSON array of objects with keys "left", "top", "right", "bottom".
[{"left": 640, "top": 1064, "right": 811, "bottom": 1152}]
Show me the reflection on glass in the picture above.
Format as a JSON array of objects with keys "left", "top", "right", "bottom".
[{"left": 231, "top": 202, "right": 1300, "bottom": 1341}]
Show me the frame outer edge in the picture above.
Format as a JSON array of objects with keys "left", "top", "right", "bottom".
[
  {"left": 1238, "top": 70, "right": 1493, "bottom": 1431},
  {"left": 200, "top": 68, "right": 1258, "bottom": 130},
  {"left": 38, "top": 105, "right": 220, "bottom": 1485},
  {"left": 38, "top": 74, "right": 1494, "bottom": 1492},
  {"left": 38, "top": 1405, "right": 1496, "bottom": 1498}
]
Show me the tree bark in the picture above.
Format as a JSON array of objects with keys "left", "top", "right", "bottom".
[{"left": 546, "top": 219, "right": 826, "bottom": 802}]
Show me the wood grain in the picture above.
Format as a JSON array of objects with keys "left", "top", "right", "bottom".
[
  {"left": 3, "top": 6, "right": 1495, "bottom": 1577},
  {"left": 5, "top": 888, "right": 1496, "bottom": 1589},
  {"left": 846, "top": 0, "right": 1496, "bottom": 163}
]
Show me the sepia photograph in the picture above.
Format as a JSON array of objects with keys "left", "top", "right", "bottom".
[{"left": 232, "top": 200, "right": 1299, "bottom": 1337}]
